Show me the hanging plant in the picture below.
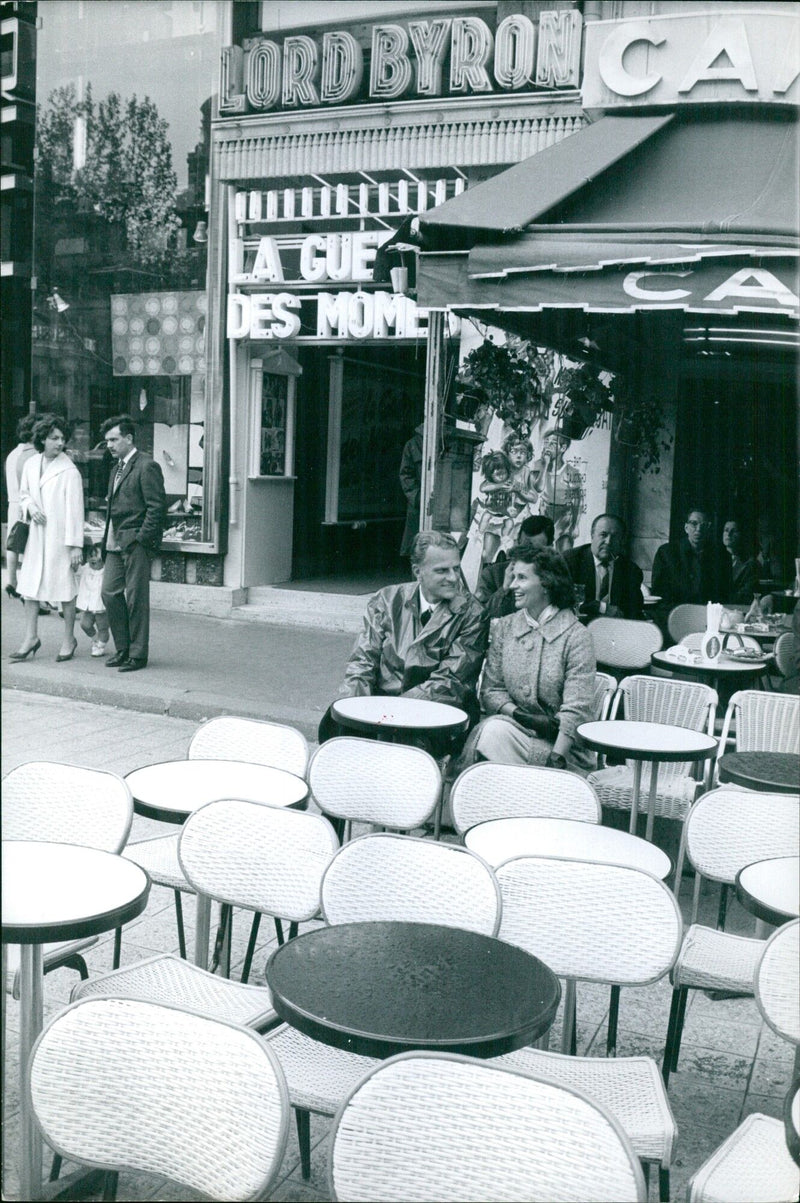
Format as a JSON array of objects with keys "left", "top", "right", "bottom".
[{"left": 454, "top": 337, "right": 548, "bottom": 431}]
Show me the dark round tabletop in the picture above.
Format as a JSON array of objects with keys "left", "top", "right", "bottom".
[
  {"left": 266, "top": 921, "right": 560, "bottom": 1059},
  {"left": 718, "top": 752, "right": 800, "bottom": 794}
]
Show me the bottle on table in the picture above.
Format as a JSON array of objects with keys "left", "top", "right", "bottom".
[{"left": 744, "top": 594, "right": 764, "bottom": 623}]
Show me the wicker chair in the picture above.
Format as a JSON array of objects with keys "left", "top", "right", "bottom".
[
  {"left": 124, "top": 715, "right": 310, "bottom": 961},
  {"left": 686, "top": 921, "right": 800, "bottom": 1203},
  {"left": 29, "top": 997, "right": 289, "bottom": 1202},
  {"left": 666, "top": 604, "right": 707, "bottom": 644},
  {"left": 329, "top": 1051, "right": 646, "bottom": 1202},
  {"left": 493, "top": 855, "right": 682, "bottom": 1200},
  {"left": 2, "top": 762, "right": 133, "bottom": 997},
  {"left": 716, "top": 689, "right": 799, "bottom": 775},
  {"left": 451, "top": 763, "right": 601, "bottom": 836},
  {"left": 263, "top": 834, "right": 501, "bottom": 1180},
  {"left": 587, "top": 617, "right": 663, "bottom": 678},
  {"left": 594, "top": 671, "right": 618, "bottom": 722},
  {"left": 662, "top": 792, "right": 799, "bottom": 1088},
  {"left": 773, "top": 630, "right": 797, "bottom": 681},
  {"left": 307, "top": 736, "right": 441, "bottom": 838},
  {"left": 588, "top": 676, "right": 717, "bottom": 833}
]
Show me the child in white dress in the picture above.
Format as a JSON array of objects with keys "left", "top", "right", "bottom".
[{"left": 77, "top": 540, "right": 109, "bottom": 656}]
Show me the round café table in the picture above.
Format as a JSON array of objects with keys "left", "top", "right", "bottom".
[
  {"left": 2, "top": 840, "right": 150, "bottom": 1200},
  {"left": 651, "top": 646, "right": 769, "bottom": 693},
  {"left": 718, "top": 752, "right": 800, "bottom": 795},
  {"left": 266, "top": 920, "right": 560, "bottom": 1060},
  {"left": 577, "top": 720, "right": 717, "bottom": 842},
  {"left": 735, "top": 855, "right": 799, "bottom": 931},
  {"left": 331, "top": 696, "right": 470, "bottom": 837},
  {"left": 785, "top": 1081, "right": 800, "bottom": 1169},
  {"left": 464, "top": 816, "right": 672, "bottom": 880},
  {"left": 124, "top": 760, "right": 308, "bottom": 968}
]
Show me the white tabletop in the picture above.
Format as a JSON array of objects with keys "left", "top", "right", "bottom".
[
  {"left": 332, "top": 696, "right": 469, "bottom": 730},
  {"left": 2, "top": 840, "right": 150, "bottom": 942},
  {"left": 652, "top": 647, "right": 769, "bottom": 674},
  {"left": 464, "top": 817, "right": 671, "bottom": 879},
  {"left": 577, "top": 720, "right": 717, "bottom": 760},
  {"left": 737, "top": 856, "right": 799, "bottom": 922},
  {"left": 125, "top": 759, "right": 308, "bottom": 822}
]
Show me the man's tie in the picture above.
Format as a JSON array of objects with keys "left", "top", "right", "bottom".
[
  {"left": 597, "top": 564, "right": 609, "bottom": 603},
  {"left": 420, "top": 609, "right": 431, "bottom": 628},
  {"left": 113, "top": 460, "right": 124, "bottom": 491}
]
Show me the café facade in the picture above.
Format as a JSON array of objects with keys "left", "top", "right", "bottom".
[{"left": 4, "top": 0, "right": 797, "bottom": 604}]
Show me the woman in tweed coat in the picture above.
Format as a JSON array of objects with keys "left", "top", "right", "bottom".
[{"left": 470, "top": 546, "right": 597, "bottom": 774}]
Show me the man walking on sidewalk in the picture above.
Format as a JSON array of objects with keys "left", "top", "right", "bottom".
[{"left": 101, "top": 416, "right": 166, "bottom": 672}]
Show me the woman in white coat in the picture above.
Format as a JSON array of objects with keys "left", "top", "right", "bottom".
[{"left": 11, "top": 415, "right": 84, "bottom": 661}]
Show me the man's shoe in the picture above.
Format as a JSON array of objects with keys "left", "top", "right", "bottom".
[
  {"left": 105, "top": 650, "right": 129, "bottom": 667},
  {"left": 118, "top": 658, "right": 147, "bottom": 672}
]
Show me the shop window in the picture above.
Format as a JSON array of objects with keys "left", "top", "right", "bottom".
[{"left": 249, "top": 358, "right": 298, "bottom": 478}]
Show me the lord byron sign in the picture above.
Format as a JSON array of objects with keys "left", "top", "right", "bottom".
[
  {"left": 220, "top": 9, "right": 582, "bottom": 115},
  {"left": 583, "top": 9, "right": 799, "bottom": 108}
]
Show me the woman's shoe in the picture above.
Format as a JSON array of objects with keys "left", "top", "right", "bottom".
[
  {"left": 55, "top": 638, "right": 78, "bottom": 663},
  {"left": 10, "top": 638, "right": 41, "bottom": 661},
  {"left": 5, "top": 584, "right": 21, "bottom": 600}
]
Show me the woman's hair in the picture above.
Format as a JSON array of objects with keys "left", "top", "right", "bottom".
[
  {"left": 502, "top": 434, "right": 533, "bottom": 462},
  {"left": 16, "top": 413, "right": 37, "bottom": 442},
  {"left": 481, "top": 450, "right": 512, "bottom": 481},
  {"left": 31, "top": 413, "right": 72, "bottom": 452},
  {"left": 509, "top": 545, "right": 576, "bottom": 610}
]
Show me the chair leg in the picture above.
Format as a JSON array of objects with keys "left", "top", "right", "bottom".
[
  {"left": 658, "top": 1165, "right": 670, "bottom": 1203},
  {"left": 560, "top": 979, "right": 577, "bottom": 1055},
  {"left": 717, "top": 883, "right": 729, "bottom": 931},
  {"left": 49, "top": 1153, "right": 62, "bottom": 1181},
  {"left": 210, "top": 904, "right": 232, "bottom": 975},
  {"left": 606, "top": 985, "right": 620, "bottom": 1058},
  {"left": 102, "top": 1169, "right": 119, "bottom": 1201},
  {"left": 296, "top": 1108, "right": 311, "bottom": 1180},
  {"left": 642, "top": 1161, "right": 650, "bottom": 1194},
  {"left": 241, "top": 912, "right": 261, "bottom": 985},
  {"left": 662, "top": 986, "right": 688, "bottom": 1086},
  {"left": 113, "top": 927, "right": 122, "bottom": 969},
  {"left": 274, "top": 917, "right": 285, "bottom": 945},
  {"left": 288, "top": 921, "right": 299, "bottom": 941},
  {"left": 174, "top": 890, "right": 187, "bottom": 960},
  {"left": 58, "top": 954, "right": 89, "bottom": 980}
]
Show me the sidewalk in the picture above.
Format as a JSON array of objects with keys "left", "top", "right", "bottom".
[{"left": 1, "top": 586, "right": 355, "bottom": 740}]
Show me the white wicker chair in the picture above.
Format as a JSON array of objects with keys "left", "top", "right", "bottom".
[
  {"left": 328, "top": 1051, "right": 646, "bottom": 1202},
  {"left": 124, "top": 715, "right": 310, "bottom": 962},
  {"left": 587, "top": 617, "right": 663, "bottom": 677},
  {"left": 662, "top": 792, "right": 799, "bottom": 1088},
  {"left": 594, "top": 671, "right": 618, "bottom": 722},
  {"left": 686, "top": 922, "right": 800, "bottom": 1203},
  {"left": 307, "top": 736, "right": 442, "bottom": 836},
  {"left": 773, "top": 630, "right": 797, "bottom": 681},
  {"left": 716, "top": 690, "right": 800, "bottom": 774},
  {"left": 29, "top": 997, "right": 289, "bottom": 1203},
  {"left": 494, "top": 855, "right": 682, "bottom": 1199},
  {"left": 263, "top": 834, "right": 501, "bottom": 1181},
  {"left": 667, "top": 604, "right": 707, "bottom": 644},
  {"left": 451, "top": 762, "right": 601, "bottom": 836},
  {"left": 588, "top": 676, "right": 718, "bottom": 830},
  {"left": 2, "top": 762, "right": 133, "bottom": 997}
]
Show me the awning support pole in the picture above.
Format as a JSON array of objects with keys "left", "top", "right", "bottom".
[{"left": 420, "top": 310, "right": 445, "bottom": 531}]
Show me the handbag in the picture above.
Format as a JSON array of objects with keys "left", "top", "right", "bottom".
[{"left": 6, "top": 520, "right": 29, "bottom": 554}]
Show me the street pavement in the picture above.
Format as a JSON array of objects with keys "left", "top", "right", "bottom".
[{"left": 1, "top": 687, "right": 795, "bottom": 1201}]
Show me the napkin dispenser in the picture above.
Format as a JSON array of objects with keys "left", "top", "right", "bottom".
[{"left": 701, "top": 603, "right": 724, "bottom": 662}]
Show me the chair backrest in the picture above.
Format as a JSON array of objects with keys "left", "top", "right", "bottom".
[
  {"left": 717, "top": 690, "right": 800, "bottom": 756},
  {"left": 450, "top": 763, "right": 600, "bottom": 835},
  {"left": 773, "top": 631, "right": 797, "bottom": 679},
  {"left": 178, "top": 798, "right": 339, "bottom": 922},
  {"left": 1, "top": 761, "right": 133, "bottom": 852},
  {"left": 756, "top": 919, "right": 800, "bottom": 1046},
  {"left": 188, "top": 715, "right": 309, "bottom": 777},
  {"left": 610, "top": 675, "right": 717, "bottom": 785},
  {"left": 594, "top": 671, "right": 617, "bottom": 721},
  {"left": 329, "top": 1051, "right": 645, "bottom": 1202},
  {"left": 496, "top": 856, "right": 682, "bottom": 987},
  {"left": 308, "top": 737, "right": 441, "bottom": 830},
  {"left": 320, "top": 833, "right": 501, "bottom": 935},
  {"left": 587, "top": 618, "right": 663, "bottom": 673},
  {"left": 667, "top": 604, "right": 707, "bottom": 643},
  {"left": 683, "top": 788, "right": 799, "bottom": 886},
  {"left": 29, "top": 997, "right": 289, "bottom": 1201}
]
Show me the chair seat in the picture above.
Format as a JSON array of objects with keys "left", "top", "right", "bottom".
[
  {"left": 5, "top": 938, "right": 98, "bottom": 1001},
  {"left": 70, "top": 953, "right": 277, "bottom": 1030},
  {"left": 674, "top": 925, "right": 763, "bottom": 993},
  {"left": 494, "top": 1047, "right": 677, "bottom": 1165},
  {"left": 687, "top": 1112, "right": 800, "bottom": 1203},
  {"left": 262, "top": 1023, "right": 379, "bottom": 1114},
  {"left": 589, "top": 765, "right": 699, "bottom": 822},
  {"left": 124, "top": 834, "right": 192, "bottom": 893}
]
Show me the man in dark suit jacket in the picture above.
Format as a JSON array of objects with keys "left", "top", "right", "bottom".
[
  {"left": 476, "top": 514, "right": 554, "bottom": 620},
  {"left": 101, "top": 416, "right": 166, "bottom": 672},
  {"left": 565, "top": 514, "right": 644, "bottom": 622}
]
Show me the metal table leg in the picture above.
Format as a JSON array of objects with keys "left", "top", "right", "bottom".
[
  {"left": 645, "top": 760, "right": 661, "bottom": 843},
  {"left": 629, "top": 760, "right": 643, "bottom": 834},
  {"left": 19, "top": 942, "right": 44, "bottom": 1201}
]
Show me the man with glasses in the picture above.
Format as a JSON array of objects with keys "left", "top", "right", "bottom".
[{"left": 651, "top": 507, "right": 728, "bottom": 623}]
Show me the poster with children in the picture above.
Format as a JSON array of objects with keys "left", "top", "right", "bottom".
[{"left": 460, "top": 338, "right": 612, "bottom": 592}]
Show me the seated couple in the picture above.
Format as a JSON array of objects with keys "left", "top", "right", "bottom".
[{"left": 322, "top": 531, "right": 596, "bottom": 773}]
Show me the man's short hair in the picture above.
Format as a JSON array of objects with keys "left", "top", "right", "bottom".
[
  {"left": 101, "top": 415, "right": 137, "bottom": 440},
  {"left": 685, "top": 505, "right": 709, "bottom": 523},
  {"left": 519, "top": 515, "right": 554, "bottom": 544},
  {"left": 591, "top": 513, "right": 626, "bottom": 536},
  {"left": 410, "top": 530, "right": 459, "bottom": 570}
]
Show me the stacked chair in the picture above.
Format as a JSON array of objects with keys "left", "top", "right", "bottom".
[
  {"left": 450, "top": 762, "right": 601, "bottom": 835},
  {"left": 587, "top": 617, "right": 663, "bottom": 680}
]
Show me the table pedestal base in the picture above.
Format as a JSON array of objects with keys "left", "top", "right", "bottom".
[{"left": 20, "top": 943, "right": 44, "bottom": 1201}]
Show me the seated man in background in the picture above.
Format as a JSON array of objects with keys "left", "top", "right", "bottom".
[
  {"left": 319, "top": 530, "right": 488, "bottom": 744},
  {"left": 564, "top": 513, "right": 644, "bottom": 622},
  {"left": 651, "top": 507, "right": 729, "bottom": 634},
  {"left": 475, "top": 515, "right": 554, "bottom": 620}
]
